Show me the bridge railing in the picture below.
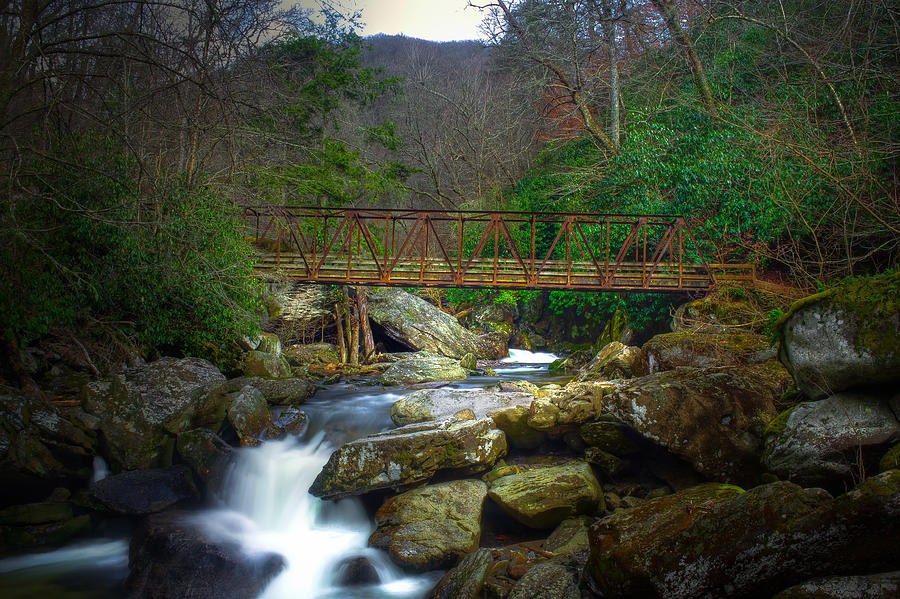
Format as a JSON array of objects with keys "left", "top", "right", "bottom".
[{"left": 241, "top": 206, "right": 725, "bottom": 292}]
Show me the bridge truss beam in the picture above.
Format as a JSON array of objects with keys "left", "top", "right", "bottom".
[{"left": 242, "top": 206, "right": 753, "bottom": 292}]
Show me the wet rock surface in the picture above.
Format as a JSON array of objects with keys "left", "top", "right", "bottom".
[
  {"left": 309, "top": 416, "right": 507, "bottom": 500},
  {"left": 369, "top": 479, "right": 488, "bottom": 571}
]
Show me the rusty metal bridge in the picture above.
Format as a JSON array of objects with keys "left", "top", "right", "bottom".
[{"left": 242, "top": 206, "right": 755, "bottom": 292}]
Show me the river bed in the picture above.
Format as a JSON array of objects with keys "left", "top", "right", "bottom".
[{"left": 0, "top": 349, "right": 561, "bottom": 598}]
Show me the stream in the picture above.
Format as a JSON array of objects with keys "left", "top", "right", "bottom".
[{"left": 0, "top": 349, "right": 562, "bottom": 598}]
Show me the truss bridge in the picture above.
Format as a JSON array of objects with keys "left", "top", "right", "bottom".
[{"left": 242, "top": 206, "right": 755, "bottom": 292}]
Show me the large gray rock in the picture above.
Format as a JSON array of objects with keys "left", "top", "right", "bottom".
[
  {"left": 367, "top": 288, "right": 504, "bottom": 359},
  {"left": 390, "top": 386, "right": 534, "bottom": 426},
  {"left": 176, "top": 428, "right": 232, "bottom": 482},
  {"left": 241, "top": 350, "right": 291, "bottom": 379},
  {"left": 309, "top": 417, "right": 507, "bottom": 500},
  {"left": 772, "top": 571, "right": 900, "bottom": 599},
  {"left": 763, "top": 391, "right": 900, "bottom": 488},
  {"left": 283, "top": 343, "right": 340, "bottom": 366},
  {"left": 369, "top": 480, "right": 487, "bottom": 571},
  {"left": 126, "top": 511, "right": 285, "bottom": 599},
  {"left": 778, "top": 272, "right": 900, "bottom": 399},
  {"left": 425, "top": 548, "right": 494, "bottom": 599},
  {"left": 600, "top": 364, "right": 785, "bottom": 486},
  {"left": 224, "top": 385, "right": 271, "bottom": 446},
  {"left": 380, "top": 352, "right": 468, "bottom": 386},
  {"left": 81, "top": 357, "right": 225, "bottom": 471},
  {"left": 587, "top": 471, "right": 900, "bottom": 599},
  {"left": 487, "top": 461, "right": 603, "bottom": 529}
]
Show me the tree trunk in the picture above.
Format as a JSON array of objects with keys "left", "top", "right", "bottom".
[
  {"left": 342, "top": 287, "right": 358, "bottom": 366},
  {"left": 334, "top": 303, "right": 347, "bottom": 363},
  {"left": 650, "top": 0, "right": 717, "bottom": 115},
  {"left": 357, "top": 287, "right": 375, "bottom": 362}
]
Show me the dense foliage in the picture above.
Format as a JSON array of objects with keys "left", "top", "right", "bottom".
[{"left": 0, "top": 135, "right": 261, "bottom": 362}]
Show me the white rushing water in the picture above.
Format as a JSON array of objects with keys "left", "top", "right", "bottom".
[
  {"left": 494, "top": 348, "right": 560, "bottom": 374},
  {"left": 198, "top": 434, "right": 437, "bottom": 599}
]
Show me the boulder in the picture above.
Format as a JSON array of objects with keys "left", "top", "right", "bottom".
[
  {"left": 1, "top": 386, "right": 97, "bottom": 502},
  {"left": 425, "top": 548, "right": 494, "bottom": 599},
  {"left": 176, "top": 428, "right": 232, "bottom": 482},
  {"left": 602, "top": 365, "right": 784, "bottom": 485},
  {"left": 126, "top": 511, "right": 285, "bottom": 599},
  {"left": 266, "top": 407, "right": 308, "bottom": 440},
  {"left": 380, "top": 352, "right": 468, "bottom": 386},
  {"left": 881, "top": 443, "right": 900, "bottom": 473},
  {"left": 81, "top": 357, "right": 225, "bottom": 471},
  {"left": 333, "top": 555, "right": 382, "bottom": 586},
  {"left": 671, "top": 292, "right": 764, "bottom": 333},
  {"left": 763, "top": 391, "right": 900, "bottom": 488},
  {"left": 772, "top": 571, "right": 900, "bottom": 599},
  {"left": 241, "top": 350, "right": 291, "bottom": 379},
  {"left": 643, "top": 331, "right": 775, "bottom": 372},
  {"left": 575, "top": 342, "right": 649, "bottom": 382},
  {"left": 283, "top": 343, "right": 340, "bottom": 366},
  {"left": 508, "top": 561, "right": 581, "bottom": 599},
  {"left": 225, "top": 385, "right": 271, "bottom": 446},
  {"left": 390, "top": 386, "right": 534, "bottom": 426},
  {"left": 487, "top": 461, "right": 603, "bottom": 529},
  {"left": 543, "top": 516, "right": 592, "bottom": 556},
  {"left": 490, "top": 405, "right": 545, "bottom": 449},
  {"left": 309, "top": 417, "right": 507, "bottom": 500},
  {"left": 587, "top": 472, "right": 900, "bottom": 599},
  {"left": 226, "top": 376, "right": 316, "bottom": 406},
  {"left": 777, "top": 271, "right": 900, "bottom": 399},
  {"left": 90, "top": 464, "right": 198, "bottom": 515},
  {"left": 367, "top": 288, "right": 504, "bottom": 359},
  {"left": 472, "top": 302, "right": 517, "bottom": 340},
  {"left": 369, "top": 480, "right": 487, "bottom": 571},
  {"left": 256, "top": 332, "right": 282, "bottom": 355}
]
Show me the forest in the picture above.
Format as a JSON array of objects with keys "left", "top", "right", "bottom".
[{"left": 0, "top": 0, "right": 897, "bottom": 370}]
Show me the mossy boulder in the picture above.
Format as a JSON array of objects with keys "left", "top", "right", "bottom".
[
  {"left": 225, "top": 376, "right": 316, "bottom": 407},
  {"left": 487, "top": 461, "right": 603, "bottom": 529},
  {"left": 772, "top": 572, "right": 900, "bottom": 599},
  {"left": 1, "top": 386, "right": 97, "bottom": 502},
  {"left": 380, "top": 352, "right": 468, "bottom": 386},
  {"left": 176, "top": 428, "right": 232, "bottom": 482},
  {"left": 0, "top": 509, "right": 91, "bottom": 552},
  {"left": 367, "top": 288, "right": 505, "bottom": 359},
  {"left": 587, "top": 471, "right": 900, "bottom": 599},
  {"left": 880, "top": 443, "right": 900, "bottom": 473},
  {"left": 390, "top": 386, "right": 533, "bottom": 426},
  {"left": 256, "top": 332, "right": 282, "bottom": 355},
  {"left": 265, "top": 407, "right": 308, "bottom": 440},
  {"left": 671, "top": 292, "right": 764, "bottom": 333},
  {"left": 309, "top": 417, "right": 507, "bottom": 500},
  {"left": 489, "top": 405, "right": 546, "bottom": 449},
  {"left": 283, "top": 343, "right": 340, "bottom": 366},
  {"left": 777, "top": 270, "right": 900, "bottom": 399},
  {"left": 369, "top": 479, "right": 487, "bottom": 571},
  {"left": 543, "top": 516, "right": 593, "bottom": 556},
  {"left": 425, "top": 548, "right": 494, "bottom": 599},
  {"left": 508, "top": 561, "right": 581, "bottom": 599},
  {"left": 241, "top": 350, "right": 291, "bottom": 379},
  {"left": 643, "top": 330, "right": 775, "bottom": 372},
  {"left": 81, "top": 357, "right": 225, "bottom": 471},
  {"left": 224, "top": 385, "right": 271, "bottom": 447},
  {"left": 601, "top": 365, "right": 784, "bottom": 486},
  {"left": 575, "top": 342, "right": 649, "bottom": 382},
  {"left": 579, "top": 420, "right": 640, "bottom": 456},
  {"left": 763, "top": 391, "right": 900, "bottom": 488}
]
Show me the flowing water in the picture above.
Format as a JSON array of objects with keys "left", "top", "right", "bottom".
[{"left": 0, "top": 350, "right": 561, "bottom": 598}]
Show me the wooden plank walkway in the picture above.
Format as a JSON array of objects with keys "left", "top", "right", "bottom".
[{"left": 242, "top": 206, "right": 756, "bottom": 293}]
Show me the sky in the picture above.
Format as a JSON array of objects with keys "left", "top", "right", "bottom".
[{"left": 299, "top": 1, "right": 487, "bottom": 42}]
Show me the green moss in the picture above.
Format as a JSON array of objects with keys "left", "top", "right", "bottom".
[
  {"left": 879, "top": 443, "right": 900, "bottom": 473},
  {"left": 777, "top": 269, "right": 900, "bottom": 358},
  {"left": 764, "top": 405, "right": 802, "bottom": 439}
]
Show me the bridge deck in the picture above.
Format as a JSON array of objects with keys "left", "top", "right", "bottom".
[{"left": 242, "top": 207, "right": 755, "bottom": 292}]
